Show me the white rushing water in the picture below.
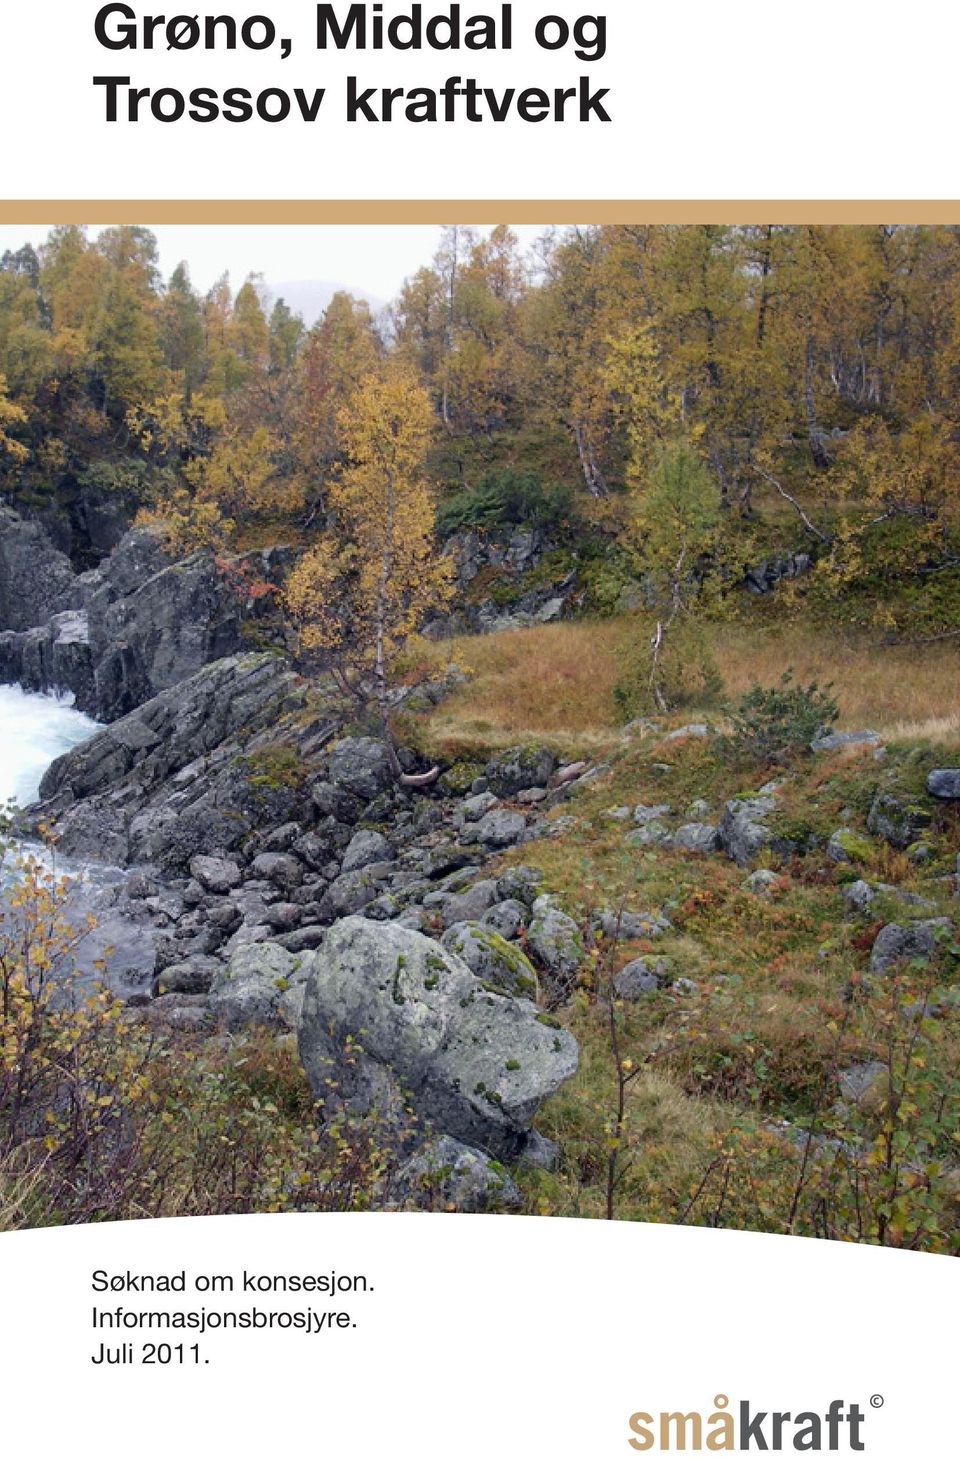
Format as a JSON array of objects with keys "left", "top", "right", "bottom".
[{"left": 0, "top": 683, "right": 101, "bottom": 810}]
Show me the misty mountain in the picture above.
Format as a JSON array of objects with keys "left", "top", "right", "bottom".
[{"left": 268, "top": 279, "right": 385, "bottom": 327}]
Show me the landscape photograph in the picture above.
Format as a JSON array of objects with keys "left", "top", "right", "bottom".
[{"left": 0, "top": 220, "right": 958, "bottom": 1249}]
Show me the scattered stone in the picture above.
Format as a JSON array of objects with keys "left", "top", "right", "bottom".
[
  {"left": 341, "top": 829, "right": 393, "bottom": 873},
  {"left": 663, "top": 723, "right": 709, "bottom": 742},
  {"left": 187, "top": 855, "right": 243, "bottom": 894},
  {"left": 209, "top": 942, "right": 308, "bottom": 1030},
  {"left": 627, "top": 820, "right": 672, "bottom": 848},
  {"left": 672, "top": 822, "right": 721, "bottom": 854},
  {"left": 926, "top": 769, "right": 960, "bottom": 801},
  {"left": 484, "top": 745, "right": 557, "bottom": 798},
  {"left": 596, "top": 909, "right": 671, "bottom": 941},
  {"left": 515, "top": 1129, "right": 560, "bottom": 1173},
  {"left": 311, "top": 781, "right": 363, "bottom": 825},
  {"left": 633, "top": 805, "right": 668, "bottom": 828},
  {"left": 138, "top": 992, "right": 215, "bottom": 1033},
  {"left": 322, "top": 869, "right": 378, "bottom": 919},
  {"left": 326, "top": 736, "right": 394, "bottom": 800},
  {"left": 719, "top": 795, "right": 779, "bottom": 866},
  {"left": 869, "top": 919, "right": 952, "bottom": 974},
  {"left": 826, "top": 829, "right": 874, "bottom": 865},
  {"left": 391, "top": 1135, "right": 521, "bottom": 1212},
  {"left": 249, "top": 852, "right": 304, "bottom": 891},
  {"left": 156, "top": 954, "right": 222, "bottom": 995},
  {"left": 525, "top": 897, "right": 585, "bottom": 990},
  {"left": 440, "top": 879, "right": 499, "bottom": 928},
  {"left": 744, "top": 869, "right": 779, "bottom": 895},
  {"left": 613, "top": 956, "right": 672, "bottom": 999},
  {"left": 811, "top": 729, "right": 881, "bottom": 752},
  {"left": 867, "top": 791, "right": 933, "bottom": 851},
  {"left": 838, "top": 1061, "right": 888, "bottom": 1105},
  {"left": 481, "top": 899, "right": 527, "bottom": 940},
  {"left": 474, "top": 808, "right": 527, "bottom": 848},
  {"left": 460, "top": 791, "right": 500, "bottom": 822}
]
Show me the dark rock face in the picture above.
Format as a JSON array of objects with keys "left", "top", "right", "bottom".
[
  {"left": 86, "top": 542, "right": 290, "bottom": 722},
  {"left": 31, "top": 653, "right": 313, "bottom": 868},
  {"left": 0, "top": 611, "right": 95, "bottom": 706},
  {"left": 0, "top": 507, "right": 79, "bottom": 631},
  {"left": 0, "top": 514, "right": 292, "bottom": 724},
  {"left": 743, "top": 552, "right": 813, "bottom": 596}
]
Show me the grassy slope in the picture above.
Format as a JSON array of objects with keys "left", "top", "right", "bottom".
[{"left": 418, "top": 617, "right": 960, "bottom": 1247}]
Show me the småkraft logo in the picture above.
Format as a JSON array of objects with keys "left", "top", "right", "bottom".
[{"left": 627, "top": 1393, "right": 875, "bottom": 1451}]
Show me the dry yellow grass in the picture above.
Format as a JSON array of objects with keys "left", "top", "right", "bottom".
[
  {"left": 421, "top": 616, "right": 960, "bottom": 752},
  {"left": 710, "top": 623, "right": 960, "bottom": 737},
  {"left": 421, "top": 619, "right": 631, "bottom": 755}
]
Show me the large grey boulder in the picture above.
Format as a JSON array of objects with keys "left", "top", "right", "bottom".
[
  {"left": 869, "top": 919, "right": 952, "bottom": 974},
  {"left": 209, "top": 941, "right": 308, "bottom": 1029},
  {"left": 298, "top": 917, "right": 579, "bottom": 1159}
]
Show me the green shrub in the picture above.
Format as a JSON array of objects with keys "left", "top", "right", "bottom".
[
  {"left": 436, "top": 469, "right": 574, "bottom": 537},
  {"left": 719, "top": 672, "right": 839, "bottom": 766}
]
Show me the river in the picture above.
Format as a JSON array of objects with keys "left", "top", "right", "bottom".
[
  {"left": 0, "top": 682, "right": 101, "bottom": 811},
  {"left": 0, "top": 684, "right": 158, "bottom": 993}
]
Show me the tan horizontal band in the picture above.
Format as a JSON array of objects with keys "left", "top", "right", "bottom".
[{"left": 2, "top": 200, "right": 960, "bottom": 224}]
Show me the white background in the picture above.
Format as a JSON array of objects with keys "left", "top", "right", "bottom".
[
  {"left": 3, "top": 4, "right": 959, "bottom": 1454},
  {"left": 1, "top": 1213, "right": 954, "bottom": 1456},
  {"left": 1, "top": 0, "right": 957, "bottom": 199}
]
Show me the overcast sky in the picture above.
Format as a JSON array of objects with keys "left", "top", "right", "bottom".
[{"left": 0, "top": 223, "right": 554, "bottom": 306}]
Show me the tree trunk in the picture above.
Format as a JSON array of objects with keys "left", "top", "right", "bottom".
[
  {"left": 572, "top": 420, "right": 607, "bottom": 497},
  {"left": 804, "top": 335, "right": 830, "bottom": 470}
]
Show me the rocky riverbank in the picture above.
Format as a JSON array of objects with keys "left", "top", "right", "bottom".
[{"left": 3, "top": 505, "right": 959, "bottom": 1218}]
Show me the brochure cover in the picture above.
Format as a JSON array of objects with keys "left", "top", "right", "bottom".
[{"left": 0, "top": 4, "right": 957, "bottom": 1455}]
